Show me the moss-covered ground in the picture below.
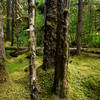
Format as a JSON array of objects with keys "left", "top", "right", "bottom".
[{"left": 0, "top": 50, "right": 100, "bottom": 100}]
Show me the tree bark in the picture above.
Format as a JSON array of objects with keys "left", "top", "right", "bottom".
[
  {"left": 43, "top": 0, "right": 57, "bottom": 70},
  {"left": 77, "top": 0, "right": 83, "bottom": 55},
  {"left": 11, "top": 0, "right": 15, "bottom": 46},
  {"left": 0, "top": 1, "right": 9, "bottom": 84},
  {"left": 15, "top": 0, "right": 19, "bottom": 48},
  {"left": 28, "top": 0, "right": 38, "bottom": 99},
  {"left": 6, "top": 0, "right": 11, "bottom": 41},
  {"left": 53, "top": 0, "right": 70, "bottom": 98}
]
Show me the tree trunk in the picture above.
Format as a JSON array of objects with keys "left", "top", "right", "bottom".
[
  {"left": 43, "top": 0, "right": 57, "bottom": 70},
  {"left": 11, "top": 0, "right": 15, "bottom": 46},
  {"left": 53, "top": 0, "right": 70, "bottom": 99},
  {"left": 0, "top": 1, "right": 9, "bottom": 84},
  {"left": 28, "top": 0, "right": 38, "bottom": 99},
  {"left": 15, "top": 0, "right": 19, "bottom": 49},
  {"left": 6, "top": 0, "right": 11, "bottom": 41},
  {"left": 77, "top": 0, "right": 83, "bottom": 55}
]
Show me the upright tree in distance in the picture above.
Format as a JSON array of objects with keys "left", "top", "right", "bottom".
[
  {"left": 77, "top": 0, "right": 83, "bottom": 55},
  {"left": 11, "top": 0, "right": 15, "bottom": 46},
  {"left": 0, "top": 0, "right": 9, "bottom": 84},
  {"left": 28, "top": 0, "right": 38, "bottom": 99},
  {"left": 43, "top": 0, "right": 57, "bottom": 70},
  {"left": 6, "top": 0, "right": 11, "bottom": 41},
  {"left": 54, "top": 0, "right": 70, "bottom": 99},
  {"left": 15, "top": 0, "right": 20, "bottom": 48}
]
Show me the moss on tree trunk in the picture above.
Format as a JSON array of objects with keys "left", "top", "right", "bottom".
[
  {"left": 43, "top": 0, "right": 57, "bottom": 69},
  {"left": 0, "top": 1, "right": 9, "bottom": 84},
  {"left": 53, "top": 0, "right": 70, "bottom": 99}
]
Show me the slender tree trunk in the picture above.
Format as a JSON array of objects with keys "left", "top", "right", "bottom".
[
  {"left": 11, "top": 0, "right": 15, "bottom": 46},
  {"left": 89, "top": 3, "right": 92, "bottom": 34},
  {"left": 53, "top": 0, "right": 70, "bottom": 99},
  {"left": 95, "top": 11, "right": 96, "bottom": 30},
  {"left": 77, "top": 0, "right": 83, "bottom": 55},
  {"left": 0, "top": 1, "right": 9, "bottom": 84},
  {"left": 43, "top": 0, "right": 57, "bottom": 70},
  {"left": 6, "top": 0, "right": 11, "bottom": 41},
  {"left": 28, "top": 0, "right": 38, "bottom": 99},
  {"left": 15, "top": 0, "right": 19, "bottom": 48}
]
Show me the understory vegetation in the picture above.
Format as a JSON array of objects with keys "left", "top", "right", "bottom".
[
  {"left": 0, "top": 0, "right": 100, "bottom": 99},
  {"left": 0, "top": 50, "right": 99, "bottom": 100}
]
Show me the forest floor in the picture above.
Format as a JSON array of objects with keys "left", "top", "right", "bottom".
[{"left": 0, "top": 49, "right": 100, "bottom": 100}]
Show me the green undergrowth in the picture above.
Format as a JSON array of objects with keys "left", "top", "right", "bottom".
[
  {"left": 68, "top": 53, "right": 100, "bottom": 100},
  {"left": 0, "top": 50, "right": 100, "bottom": 100}
]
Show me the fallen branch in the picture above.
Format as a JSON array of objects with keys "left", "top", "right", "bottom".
[
  {"left": 70, "top": 48, "right": 100, "bottom": 54},
  {"left": 81, "top": 48, "right": 100, "bottom": 54},
  {"left": 5, "top": 47, "right": 28, "bottom": 50},
  {"left": 5, "top": 47, "right": 100, "bottom": 54}
]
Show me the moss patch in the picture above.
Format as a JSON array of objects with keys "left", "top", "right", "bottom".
[{"left": 0, "top": 51, "right": 100, "bottom": 100}]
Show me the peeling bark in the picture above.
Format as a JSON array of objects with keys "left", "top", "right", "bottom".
[{"left": 28, "top": 0, "right": 38, "bottom": 99}]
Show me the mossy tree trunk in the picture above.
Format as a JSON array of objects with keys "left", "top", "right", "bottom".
[
  {"left": 6, "top": 0, "right": 11, "bottom": 41},
  {"left": 43, "top": 0, "right": 57, "bottom": 70},
  {"left": 28, "top": 0, "right": 38, "bottom": 99},
  {"left": 53, "top": 0, "right": 70, "bottom": 99},
  {"left": 77, "top": 0, "right": 83, "bottom": 55},
  {"left": 0, "top": 1, "right": 9, "bottom": 84}
]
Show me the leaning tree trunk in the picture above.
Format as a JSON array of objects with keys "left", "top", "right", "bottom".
[
  {"left": 54, "top": 0, "right": 70, "bottom": 99},
  {"left": 0, "top": 1, "right": 9, "bottom": 84},
  {"left": 11, "top": 0, "right": 15, "bottom": 46},
  {"left": 6, "top": 0, "right": 11, "bottom": 41},
  {"left": 43, "top": 0, "right": 57, "bottom": 70},
  {"left": 28, "top": 0, "right": 38, "bottom": 100},
  {"left": 77, "top": 0, "right": 83, "bottom": 55}
]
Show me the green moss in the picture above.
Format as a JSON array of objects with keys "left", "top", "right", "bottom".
[
  {"left": 28, "top": 37, "right": 33, "bottom": 42},
  {"left": 47, "top": 21, "right": 56, "bottom": 29},
  {"left": 53, "top": 34, "right": 56, "bottom": 39},
  {"left": 47, "top": 14, "right": 57, "bottom": 20},
  {"left": 5, "top": 41, "right": 11, "bottom": 47},
  {"left": 26, "top": 51, "right": 33, "bottom": 57},
  {"left": 64, "top": 8, "right": 69, "bottom": 14},
  {"left": 0, "top": 62, "right": 4, "bottom": 67},
  {"left": 50, "top": 37, "right": 53, "bottom": 41},
  {"left": 1, "top": 50, "right": 100, "bottom": 100}
]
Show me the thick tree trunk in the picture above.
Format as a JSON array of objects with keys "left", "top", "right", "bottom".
[
  {"left": 6, "top": 0, "right": 11, "bottom": 41},
  {"left": 43, "top": 0, "right": 57, "bottom": 69},
  {"left": 54, "top": 0, "right": 70, "bottom": 99},
  {"left": 28, "top": 0, "right": 38, "bottom": 99},
  {"left": 0, "top": 1, "right": 9, "bottom": 84},
  {"left": 11, "top": 0, "right": 15, "bottom": 46},
  {"left": 77, "top": 0, "right": 83, "bottom": 55}
]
